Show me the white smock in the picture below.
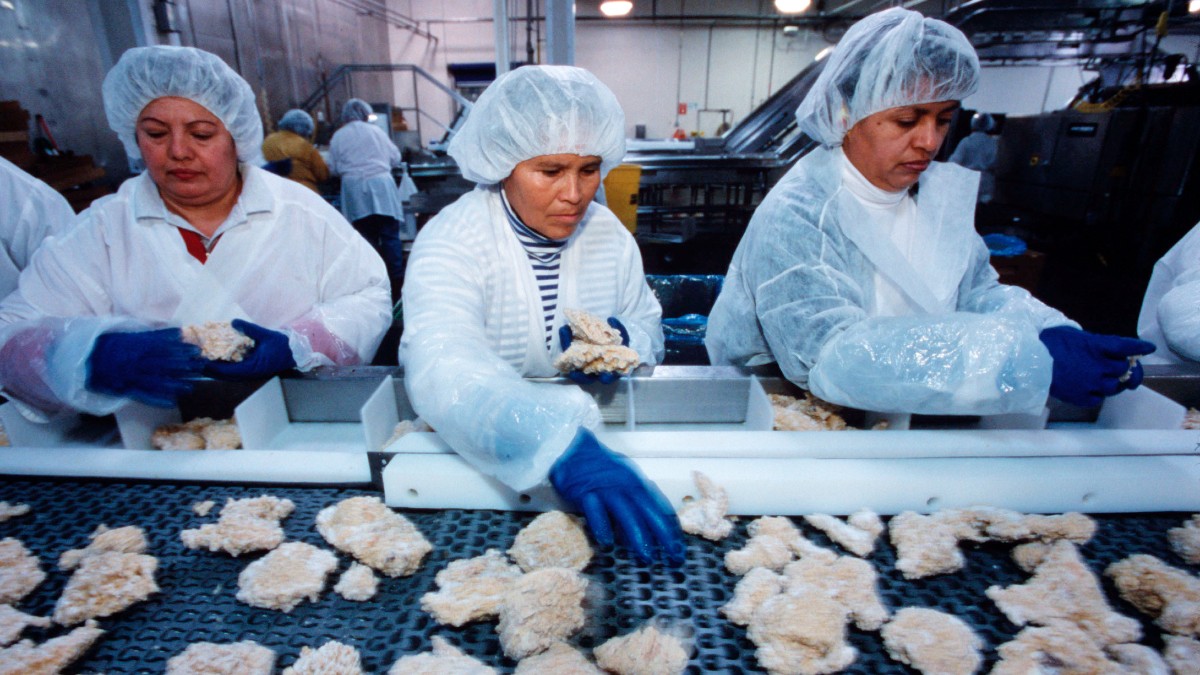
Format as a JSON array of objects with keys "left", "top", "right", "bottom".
[
  {"left": 0, "top": 156, "right": 77, "bottom": 300},
  {"left": 0, "top": 165, "right": 392, "bottom": 417},
  {"left": 1138, "top": 221, "right": 1200, "bottom": 364},
  {"left": 706, "top": 145, "right": 1074, "bottom": 415},
  {"left": 328, "top": 120, "right": 404, "bottom": 223},
  {"left": 399, "top": 185, "right": 664, "bottom": 491}
]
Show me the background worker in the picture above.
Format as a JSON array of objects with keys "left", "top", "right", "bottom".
[
  {"left": 328, "top": 99, "right": 407, "bottom": 304},
  {"left": 400, "top": 65, "right": 681, "bottom": 564},
  {"left": 1139, "top": 220, "right": 1200, "bottom": 364},
  {"left": 0, "top": 155, "right": 77, "bottom": 300},
  {"left": 0, "top": 46, "right": 391, "bottom": 418},
  {"left": 706, "top": 8, "right": 1153, "bottom": 414},
  {"left": 261, "top": 109, "right": 329, "bottom": 193}
]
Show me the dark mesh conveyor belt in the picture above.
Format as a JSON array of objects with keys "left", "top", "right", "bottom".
[{"left": 0, "top": 478, "right": 1195, "bottom": 673}]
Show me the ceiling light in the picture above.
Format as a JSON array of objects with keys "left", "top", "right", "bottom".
[
  {"left": 775, "top": 0, "right": 811, "bottom": 14},
  {"left": 1191, "top": 0, "right": 1200, "bottom": 13},
  {"left": 600, "top": 0, "right": 632, "bottom": 17}
]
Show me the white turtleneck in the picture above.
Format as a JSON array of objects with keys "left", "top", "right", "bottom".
[{"left": 836, "top": 147, "right": 924, "bottom": 317}]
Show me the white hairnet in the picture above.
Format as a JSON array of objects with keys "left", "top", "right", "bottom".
[
  {"left": 103, "top": 46, "right": 263, "bottom": 163},
  {"left": 447, "top": 65, "right": 627, "bottom": 184},
  {"left": 796, "top": 7, "right": 980, "bottom": 147},
  {"left": 341, "top": 99, "right": 373, "bottom": 125},
  {"left": 278, "top": 109, "right": 315, "bottom": 137}
]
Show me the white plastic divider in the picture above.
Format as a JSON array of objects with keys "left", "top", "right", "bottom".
[
  {"left": 361, "top": 374, "right": 401, "bottom": 452},
  {"left": 234, "top": 377, "right": 290, "bottom": 449},
  {"left": 1094, "top": 383, "right": 1187, "bottom": 430},
  {"left": 382, "top": 451, "right": 1200, "bottom": 515},
  {"left": 113, "top": 402, "right": 182, "bottom": 449},
  {"left": 0, "top": 404, "right": 120, "bottom": 448},
  {"left": 0, "top": 446, "right": 370, "bottom": 484}
]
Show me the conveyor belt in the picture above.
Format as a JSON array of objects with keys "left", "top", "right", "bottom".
[{"left": 0, "top": 479, "right": 1194, "bottom": 673}]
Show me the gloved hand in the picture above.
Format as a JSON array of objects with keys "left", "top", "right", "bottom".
[
  {"left": 549, "top": 427, "right": 685, "bottom": 566},
  {"left": 1039, "top": 326, "right": 1156, "bottom": 408},
  {"left": 557, "top": 317, "right": 631, "bottom": 386},
  {"left": 86, "top": 328, "right": 204, "bottom": 407},
  {"left": 202, "top": 319, "right": 297, "bottom": 381}
]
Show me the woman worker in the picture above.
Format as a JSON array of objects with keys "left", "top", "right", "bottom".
[
  {"left": 328, "top": 99, "right": 407, "bottom": 303},
  {"left": 399, "top": 65, "right": 682, "bottom": 564},
  {"left": 706, "top": 8, "right": 1154, "bottom": 414},
  {"left": 0, "top": 46, "right": 392, "bottom": 418},
  {"left": 261, "top": 109, "right": 329, "bottom": 193}
]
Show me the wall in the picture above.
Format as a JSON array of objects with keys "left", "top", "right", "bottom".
[{"left": 0, "top": 0, "right": 396, "bottom": 184}]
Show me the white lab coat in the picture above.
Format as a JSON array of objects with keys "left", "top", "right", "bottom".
[
  {"left": 1138, "top": 222, "right": 1200, "bottom": 364},
  {"left": 399, "top": 185, "right": 664, "bottom": 491},
  {"left": 706, "top": 145, "right": 1074, "bottom": 415},
  {"left": 328, "top": 120, "right": 404, "bottom": 223},
  {"left": 0, "top": 156, "right": 77, "bottom": 300},
  {"left": 0, "top": 165, "right": 392, "bottom": 417}
]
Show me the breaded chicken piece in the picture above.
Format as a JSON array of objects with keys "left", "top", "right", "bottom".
[
  {"left": 722, "top": 567, "right": 785, "bottom": 626},
  {"left": 0, "top": 605, "right": 50, "bottom": 647},
  {"left": 387, "top": 635, "right": 496, "bottom": 675},
  {"left": 236, "top": 541, "right": 338, "bottom": 613},
  {"left": 889, "top": 512, "right": 964, "bottom": 579},
  {"left": 59, "top": 524, "right": 147, "bottom": 570},
  {"left": 1106, "top": 554, "right": 1200, "bottom": 637},
  {"left": 496, "top": 568, "right": 588, "bottom": 660},
  {"left": 0, "top": 538, "right": 44, "bottom": 605},
  {"left": 677, "top": 471, "right": 734, "bottom": 541},
  {"left": 384, "top": 418, "right": 432, "bottom": 448},
  {"left": 0, "top": 504, "right": 29, "bottom": 523},
  {"left": 747, "top": 589, "right": 856, "bottom": 675},
  {"left": 508, "top": 511, "right": 592, "bottom": 572},
  {"left": 152, "top": 417, "right": 242, "bottom": 451},
  {"left": 165, "top": 640, "right": 275, "bottom": 674},
  {"left": 1010, "top": 541, "right": 1052, "bottom": 573},
  {"left": 1169, "top": 515, "right": 1200, "bottom": 565},
  {"left": 181, "top": 495, "right": 295, "bottom": 557},
  {"left": 880, "top": 607, "right": 982, "bottom": 675},
  {"left": 315, "top": 496, "right": 431, "bottom": 577},
  {"left": 803, "top": 509, "right": 883, "bottom": 558},
  {"left": 421, "top": 549, "right": 523, "bottom": 627},
  {"left": 53, "top": 551, "right": 158, "bottom": 625},
  {"left": 514, "top": 642, "right": 601, "bottom": 674},
  {"left": 334, "top": 562, "right": 378, "bottom": 602},
  {"left": 987, "top": 541, "right": 1141, "bottom": 647},
  {"left": 593, "top": 622, "right": 691, "bottom": 675},
  {"left": 193, "top": 500, "right": 216, "bottom": 517},
  {"left": 554, "top": 309, "right": 639, "bottom": 376},
  {"left": 990, "top": 623, "right": 1123, "bottom": 675},
  {"left": 1164, "top": 635, "right": 1200, "bottom": 675},
  {"left": 182, "top": 321, "right": 255, "bottom": 362},
  {"left": 891, "top": 508, "right": 1095, "bottom": 580},
  {"left": 770, "top": 393, "right": 851, "bottom": 431},
  {"left": 282, "top": 641, "right": 363, "bottom": 675},
  {"left": 781, "top": 554, "right": 888, "bottom": 631},
  {"left": 726, "top": 516, "right": 829, "bottom": 575},
  {"left": 1105, "top": 643, "right": 1170, "bottom": 675},
  {"left": 0, "top": 619, "right": 103, "bottom": 675}
]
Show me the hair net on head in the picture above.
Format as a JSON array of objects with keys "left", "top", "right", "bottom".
[
  {"left": 341, "top": 99, "right": 373, "bottom": 125},
  {"left": 278, "top": 109, "right": 315, "bottom": 137},
  {"left": 795, "top": 7, "right": 980, "bottom": 147},
  {"left": 102, "top": 45, "right": 263, "bottom": 163},
  {"left": 447, "top": 65, "right": 626, "bottom": 184}
]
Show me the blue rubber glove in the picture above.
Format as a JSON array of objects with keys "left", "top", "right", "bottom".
[
  {"left": 557, "top": 317, "right": 631, "bottom": 386},
  {"left": 202, "top": 319, "right": 297, "bottom": 381},
  {"left": 86, "top": 328, "right": 204, "bottom": 407},
  {"left": 550, "top": 427, "right": 686, "bottom": 566},
  {"left": 1039, "top": 326, "right": 1156, "bottom": 408}
]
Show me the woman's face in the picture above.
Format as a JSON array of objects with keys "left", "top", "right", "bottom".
[
  {"left": 502, "top": 154, "right": 602, "bottom": 240},
  {"left": 137, "top": 96, "right": 240, "bottom": 208},
  {"left": 842, "top": 100, "right": 960, "bottom": 192}
]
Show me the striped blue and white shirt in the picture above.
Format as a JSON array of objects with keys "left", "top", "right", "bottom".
[{"left": 500, "top": 188, "right": 568, "bottom": 348}]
